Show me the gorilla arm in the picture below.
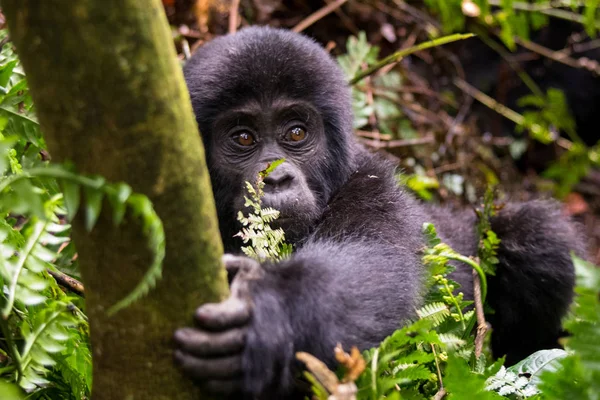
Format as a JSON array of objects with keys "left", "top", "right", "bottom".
[{"left": 174, "top": 163, "right": 427, "bottom": 397}]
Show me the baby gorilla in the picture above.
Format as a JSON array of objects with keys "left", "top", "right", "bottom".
[{"left": 174, "top": 26, "right": 584, "bottom": 399}]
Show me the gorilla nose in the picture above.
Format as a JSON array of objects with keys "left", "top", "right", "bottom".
[{"left": 263, "top": 168, "right": 295, "bottom": 192}]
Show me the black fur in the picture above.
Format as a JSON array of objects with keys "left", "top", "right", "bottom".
[{"left": 175, "top": 26, "right": 585, "bottom": 398}]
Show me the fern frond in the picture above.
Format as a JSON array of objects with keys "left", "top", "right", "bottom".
[
  {"left": 107, "top": 194, "right": 165, "bottom": 315},
  {"left": 19, "top": 302, "right": 77, "bottom": 391},
  {"left": 438, "top": 333, "right": 466, "bottom": 350},
  {"left": 416, "top": 302, "right": 450, "bottom": 327},
  {"left": 0, "top": 217, "right": 56, "bottom": 318}
]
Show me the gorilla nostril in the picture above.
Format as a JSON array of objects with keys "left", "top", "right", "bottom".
[{"left": 264, "top": 173, "right": 294, "bottom": 190}]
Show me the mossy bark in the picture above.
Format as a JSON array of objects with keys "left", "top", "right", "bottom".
[{"left": 3, "top": 1, "right": 229, "bottom": 399}]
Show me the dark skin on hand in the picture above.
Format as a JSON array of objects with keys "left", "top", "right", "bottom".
[
  {"left": 174, "top": 27, "right": 585, "bottom": 399},
  {"left": 175, "top": 255, "right": 259, "bottom": 395}
]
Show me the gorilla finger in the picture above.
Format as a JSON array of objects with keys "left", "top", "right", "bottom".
[
  {"left": 222, "top": 254, "right": 242, "bottom": 283},
  {"left": 202, "top": 378, "right": 243, "bottom": 395},
  {"left": 174, "top": 350, "right": 243, "bottom": 379},
  {"left": 173, "top": 327, "right": 246, "bottom": 356},
  {"left": 223, "top": 254, "right": 261, "bottom": 283},
  {"left": 195, "top": 297, "right": 251, "bottom": 330}
]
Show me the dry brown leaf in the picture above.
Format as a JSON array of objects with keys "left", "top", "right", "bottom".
[
  {"left": 334, "top": 344, "right": 366, "bottom": 382},
  {"left": 296, "top": 351, "right": 339, "bottom": 393}
]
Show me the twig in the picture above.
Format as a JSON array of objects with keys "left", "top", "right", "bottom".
[
  {"left": 228, "top": 0, "right": 241, "bottom": 34},
  {"left": 181, "top": 37, "right": 191, "bottom": 60},
  {"left": 454, "top": 77, "right": 575, "bottom": 150},
  {"left": 390, "top": 0, "right": 441, "bottom": 28},
  {"left": 436, "top": 46, "right": 472, "bottom": 145},
  {"left": 350, "top": 33, "right": 475, "bottom": 85},
  {"left": 356, "top": 130, "right": 392, "bottom": 140},
  {"left": 292, "top": 0, "right": 349, "bottom": 33},
  {"left": 515, "top": 37, "right": 600, "bottom": 75},
  {"left": 324, "top": 0, "right": 359, "bottom": 34},
  {"left": 433, "top": 388, "right": 447, "bottom": 400},
  {"left": 48, "top": 269, "right": 85, "bottom": 296},
  {"left": 474, "top": 26, "right": 543, "bottom": 97},
  {"left": 454, "top": 77, "right": 524, "bottom": 125},
  {"left": 359, "top": 135, "right": 435, "bottom": 149},
  {"left": 472, "top": 269, "right": 488, "bottom": 358},
  {"left": 431, "top": 344, "right": 445, "bottom": 394},
  {"left": 572, "top": 38, "right": 600, "bottom": 54}
]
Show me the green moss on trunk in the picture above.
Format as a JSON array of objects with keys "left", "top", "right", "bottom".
[{"left": 3, "top": 1, "right": 229, "bottom": 399}]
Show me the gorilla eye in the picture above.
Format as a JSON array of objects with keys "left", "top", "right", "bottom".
[
  {"left": 287, "top": 126, "right": 306, "bottom": 142},
  {"left": 233, "top": 132, "right": 255, "bottom": 146}
]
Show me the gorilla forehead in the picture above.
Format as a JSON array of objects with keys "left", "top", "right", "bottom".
[{"left": 184, "top": 26, "right": 353, "bottom": 136}]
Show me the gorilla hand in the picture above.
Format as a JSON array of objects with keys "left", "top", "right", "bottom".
[{"left": 174, "top": 255, "right": 264, "bottom": 396}]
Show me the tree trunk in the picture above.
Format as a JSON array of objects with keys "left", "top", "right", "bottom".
[{"left": 3, "top": 1, "right": 228, "bottom": 399}]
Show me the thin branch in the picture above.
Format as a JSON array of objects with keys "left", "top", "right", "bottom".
[
  {"left": 390, "top": 0, "right": 441, "bottom": 28},
  {"left": 473, "top": 26, "right": 543, "bottom": 97},
  {"left": 472, "top": 269, "right": 488, "bottom": 358},
  {"left": 350, "top": 33, "right": 475, "bottom": 85},
  {"left": 48, "top": 269, "right": 85, "bottom": 296},
  {"left": 292, "top": 0, "right": 349, "bottom": 33},
  {"left": 228, "top": 0, "right": 241, "bottom": 34},
  {"left": 515, "top": 37, "right": 600, "bottom": 75},
  {"left": 433, "top": 388, "right": 447, "bottom": 400},
  {"left": 356, "top": 130, "right": 392, "bottom": 141},
  {"left": 454, "top": 77, "right": 576, "bottom": 150},
  {"left": 359, "top": 134, "right": 435, "bottom": 149},
  {"left": 431, "top": 344, "right": 445, "bottom": 393},
  {"left": 454, "top": 77, "right": 525, "bottom": 126}
]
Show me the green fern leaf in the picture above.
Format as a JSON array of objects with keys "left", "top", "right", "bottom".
[
  {"left": 416, "top": 302, "right": 450, "bottom": 326},
  {"left": 107, "top": 194, "right": 165, "bottom": 315}
]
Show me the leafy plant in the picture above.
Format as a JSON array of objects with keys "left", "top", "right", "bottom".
[
  {"left": 0, "top": 162, "right": 166, "bottom": 316},
  {"left": 537, "top": 256, "right": 600, "bottom": 400},
  {"left": 236, "top": 159, "right": 293, "bottom": 262},
  {"left": 0, "top": 193, "right": 91, "bottom": 396},
  {"left": 543, "top": 141, "right": 600, "bottom": 199},
  {"left": 424, "top": 0, "right": 599, "bottom": 49},
  {"left": 486, "top": 349, "right": 567, "bottom": 397}
]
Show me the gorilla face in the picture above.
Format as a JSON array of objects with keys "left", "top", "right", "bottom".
[
  {"left": 184, "top": 27, "right": 356, "bottom": 247},
  {"left": 209, "top": 96, "right": 327, "bottom": 241}
]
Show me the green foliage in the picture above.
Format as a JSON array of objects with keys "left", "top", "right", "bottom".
[
  {"left": 536, "top": 256, "right": 600, "bottom": 400},
  {"left": 0, "top": 165, "right": 166, "bottom": 316},
  {"left": 584, "top": 0, "right": 600, "bottom": 37},
  {"left": 0, "top": 193, "right": 91, "bottom": 397},
  {"left": 543, "top": 141, "right": 600, "bottom": 199},
  {"left": 0, "top": 30, "right": 44, "bottom": 152},
  {"left": 423, "top": 0, "right": 598, "bottom": 50},
  {"left": 475, "top": 187, "right": 501, "bottom": 276},
  {"left": 236, "top": 159, "right": 293, "bottom": 262},
  {"left": 349, "top": 222, "right": 496, "bottom": 399},
  {"left": 398, "top": 174, "right": 440, "bottom": 202},
  {"left": 518, "top": 89, "right": 577, "bottom": 144},
  {"left": 486, "top": 349, "right": 567, "bottom": 397},
  {"left": 337, "top": 32, "right": 381, "bottom": 130},
  {"left": 445, "top": 355, "right": 504, "bottom": 400},
  {"left": 0, "top": 381, "right": 24, "bottom": 400},
  {"left": 337, "top": 33, "right": 414, "bottom": 139},
  {"left": 514, "top": 86, "right": 599, "bottom": 199}
]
